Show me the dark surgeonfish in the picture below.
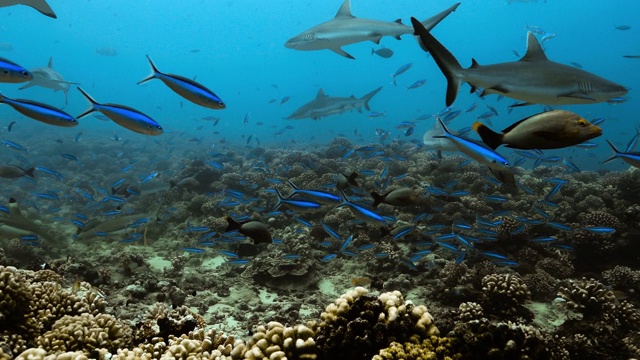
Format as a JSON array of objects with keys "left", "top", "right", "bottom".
[
  {"left": 0, "top": 92, "right": 78, "bottom": 127},
  {"left": 336, "top": 172, "right": 358, "bottom": 190},
  {"left": 0, "top": 0, "right": 56, "bottom": 19},
  {"left": 225, "top": 217, "right": 272, "bottom": 244},
  {"left": 0, "top": 165, "right": 34, "bottom": 179},
  {"left": 371, "top": 187, "right": 421, "bottom": 208},
  {"left": 472, "top": 110, "right": 602, "bottom": 150},
  {"left": 76, "top": 87, "right": 163, "bottom": 135},
  {"left": 410, "top": 18, "right": 628, "bottom": 106},
  {"left": 0, "top": 198, "right": 49, "bottom": 240},
  {"left": 371, "top": 47, "right": 394, "bottom": 58},
  {"left": 0, "top": 57, "right": 32, "bottom": 83},
  {"left": 138, "top": 55, "right": 225, "bottom": 110}
]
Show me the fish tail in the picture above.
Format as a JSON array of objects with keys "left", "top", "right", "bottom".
[
  {"left": 348, "top": 172, "right": 359, "bottom": 187},
  {"left": 272, "top": 187, "right": 285, "bottom": 211},
  {"left": 24, "top": 167, "right": 35, "bottom": 179},
  {"left": 138, "top": 55, "right": 160, "bottom": 85},
  {"left": 411, "top": 17, "right": 463, "bottom": 107},
  {"left": 0, "top": 91, "right": 4, "bottom": 103},
  {"left": 225, "top": 216, "right": 240, "bottom": 232},
  {"left": 472, "top": 121, "right": 503, "bottom": 150},
  {"left": 286, "top": 180, "right": 300, "bottom": 191},
  {"left": 602, "top": 140, "right": 620, "bottom": 163},
  {"left": 370, "top": 191, "right": 384, "bottom": 209},
  {"left": 419, "top": 3, "right": 460, "bottom": 30},
  {"left": 76, "top": 87, "right": 98, "bottom": 119},
  {"left": 361, "top": 87, "right": 383, "bottom": 111}
]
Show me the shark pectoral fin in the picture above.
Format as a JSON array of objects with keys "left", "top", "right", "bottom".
[
  {"left": 557, "top": 92, "right": 597, "bottom": 102},
  {"left": 330, "top": 47, "right": 355, "bottom": 59},
  {"left": 18, "top": 83, "right": 35, "bottom": 90},
  {"left": 26, "top": 0, "right": 57, "bottom": 18}
]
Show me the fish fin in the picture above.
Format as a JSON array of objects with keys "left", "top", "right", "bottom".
[
  {"left": 286, "top": 180, "right": 300, "bottom": 193},
  {"left": 76, "top": 87, "right": 98, "bottom": 119},
  {"left": 18, "top": 83, "right": 35, "bottom": 90},
  {"left": 469, "top": 85, "right": 476, "bottom": 94},
  {"left": 470, "top": 58, "right": 480, "bottom": 68},
  {"left": 370, "top": 35, "right": 383, "bottom": 45},
  {"left": 486, "top": 85, "right": 510, "bottom": 94},
  {"left": 330, "top": 47, "right": 355, "bottom": 59},
  {"left": 24, "top": 0, "right": 57, "bottom": 18},
  {"left": 419, "top": 3, "right": 461, "bottom": 31},
  {"left": 602, "top": 140, "right": 621, "bottom": 163},
  {"left": 509, "top": 101, "right": 532, "bottom": 107},
  {"left": 225, "top": 216, "right": 241, "bottom": 232},
  {"left": 394, "top": 35, "right": 402, "bottom": 40},
  {"left": 348, "top": 172, "right": 359, "bottom": 187},
  {"left": 316, "top": 88, "right": 328, "bottom": 99},
  {"left": 394, "top": 19, "right": 403, "bottom": 24},
  {"left": 138, "top": 55, "right": 160, "bottom": 85},
  {"left": 500, "top": 115, "right": 534, "bottom": 133},
  {"left": 411, "top": 17, "right": 462, "bottom": 107},
  {"left": 557, "top": 92, "right": 597, "bottom": 102},
  {"left": 520, "top": 32, "right": 548, "bottom": 62},
  {"left": 24, "top": 167, "right": 35, "bottom": 179},
  {"left": 361, "top": 86, "right": 383, "bottom": 111},
  {"left": 370, "top": 191, "right": 384, "bottom": 209},
  {"left": 335, "top": 0, "right": 354, "bottom": 18},
  {"left": 472, "top": 121, "right": 503, "bottom": 150},
  {"left": 47, "top": 56, "right": 54, "bottom": 68}
]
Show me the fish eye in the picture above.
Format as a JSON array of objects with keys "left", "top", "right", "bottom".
[
  {"left": 21, "top": 71, "right": 29, "bottom": 76},
  {"left": 577, "top": 119, "right": 587, "bottom": 126},
  {"left": 3, "top": 70, "right": 7, "bottom": 74}
]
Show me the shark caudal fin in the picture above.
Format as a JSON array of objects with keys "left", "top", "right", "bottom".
[
  {"left": 361, "top": 86, "right": 383, "bottom": 111},
  {"left": 472, "top": 122, "right": 504, "bottom": 150},
  {"left": 411, "top": 17, "right": 463, "bottom": 107},
  {"left": 419, "top": 3, "right": 461, "bottom": 30}
]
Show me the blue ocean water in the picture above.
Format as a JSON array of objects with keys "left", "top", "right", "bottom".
[{"left": 0, "top": 0, "right": 636, "bottom": 172}]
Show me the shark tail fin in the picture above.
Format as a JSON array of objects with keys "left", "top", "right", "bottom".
[
  {"left": 361, "top": 86, "right": 383, "bottom": 111},
  {"left": 138, "top": 55, "right": 161, "bottom": 85},
  {"left": 76, "top": 87, "right": 98, "bottom": 119},
  {"left": 24, "top": 167, "right": 35, "bottom": 179},
  {"left": 472, "top": 122, "right": 503, "bottom": 150},
  {"left": 26, "top": 0, "right": 57, "bottom": 18},
  {"left": 411, "top": 17, "right": 463, "bottom": 107},
  {"left": 419, "top": 3, "right": 461, "bottom": 31},
  {"left": 603, "top": 140, "right": 621, "bottom": 164}
]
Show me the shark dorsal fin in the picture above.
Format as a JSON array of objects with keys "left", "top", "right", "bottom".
[
  {"left": 394, "top": 19, "right": 403, "bottom": 24},
  {"left": 48, "top": 56, "right": 54, "bottom": 69},
  {"left": 520, "top": 32, "right": 548, "bottom": 62},
  {"left": 335, "top": 0, "right": 354, "bottom": 19},
  {"left": 316, "top": 89, "right": 328, "bottom": 99}
]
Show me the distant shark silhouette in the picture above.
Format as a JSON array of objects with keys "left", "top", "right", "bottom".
[
  {"left": 0, "top": 198, "right": 50, "bottom": 241},
  {"left": 285, "top": 0, "right": 460, "bottom": 59},
  {"left": 411, "top": 17, "right": 628, "bottom": 106},
  {"left": 0, "top": 0, "right": 56, "bottom": 18},
  {"left": 19, "top": 57, "right": 78, "bottom": 104},
  {"left": 287, "top": 87, "right": 382, "bottom": 120}
]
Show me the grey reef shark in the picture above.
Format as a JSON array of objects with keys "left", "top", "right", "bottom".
[
  {"left": 20, "top": 57, "right": 79, "bottom": 104},
  {"left": 0, "top": 0, "right": 56, "bottom": 18},
  {"left": 285, "top": 0, "right": 461, "bottom": 59},
  {"left": 410, "top": 17, "right": 628, "bottom": 106},
  {"left": 287, "top": 87, "right": 382, "bottom": 120}
]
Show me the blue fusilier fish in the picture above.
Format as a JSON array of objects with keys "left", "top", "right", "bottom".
[
  {"left": 76, "top": 87, "right": 163, "bottom": 135},
  {"left": 286, "top": 180, "right": 340, "bottom": 204},
  {"left": 432, "top": 117, "right": 511, "bottom": 171},
  {"left": 272, "top": 188, "right": 322, "bottom": 212},
  {"left": 0, "top": 57, "right": 32, "bottom": 83},
  {"left": 0, "top": 92, "right": 77, "bottom": 127},
  {"left": 138, "top": 55, "right": 225, "bottom": 110},
  {"left": 336, "top": 190, "right": 386, "bottom": 224},
  {"left": 603, "top": 140, "right": 640, "bottom": 169}
]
